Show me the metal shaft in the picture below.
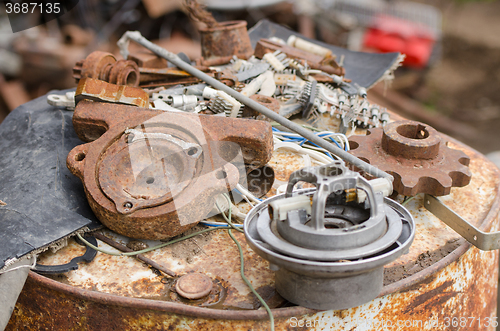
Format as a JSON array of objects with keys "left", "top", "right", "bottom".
[{"left": 118, "top": 31, "right": 394, "bottom": 183}]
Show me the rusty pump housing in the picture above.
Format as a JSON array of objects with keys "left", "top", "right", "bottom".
[{"left": 67, "top": 95, "right": 273, "bottom": 240}]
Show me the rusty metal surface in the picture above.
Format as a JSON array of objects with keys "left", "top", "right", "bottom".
[
  {"left": 242, "top": 94, "right": 281, "bottom": 121},
  {"left": 67, "top": 100, "right": 273, "bottom": 240},
  {"left": 93, "top": 232, "right": 176, "bottom": 277},
  {"left": 6, "top": 129, "right": 500, "bottom": 329},
  {"left": 199, "top": 21, "right": 254, "bottom": 66},
  {"left": 75, "top": 78, "right": 149, "bottom": 108},
  {"left": 254, "top": 38, "right": 345, "bottom": 76},
  {"left": 349, "top": 120, "right": 472, "bottom": 196}
]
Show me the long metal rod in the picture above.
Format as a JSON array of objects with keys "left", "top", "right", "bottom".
[{"left": 117, "top": 31, "right": 393, "bottom": 183}]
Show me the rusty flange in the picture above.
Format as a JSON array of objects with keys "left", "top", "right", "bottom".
[
  {"left": 73, "top": 51, "right": 140, "bottom": 86},
  {"left": 67, "top": 96, "right": 273, "bottom": 240},
  {"left": 348, "top": 120, "right": 472, "bottom": 196}
]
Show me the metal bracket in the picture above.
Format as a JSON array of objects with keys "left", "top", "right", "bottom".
[
  {"left": 47, "top": 92, "right": 76, "bottom": 110},
  {"left": 424, "top": 194, "right": 500, "bottom": 251}
]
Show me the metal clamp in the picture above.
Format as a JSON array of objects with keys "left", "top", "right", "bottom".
[{"left": 424, "top": 194, "right": 500, "bottom": 251}]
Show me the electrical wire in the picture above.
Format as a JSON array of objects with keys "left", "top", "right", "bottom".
[
  {"left": 76, "top": 227, "right": 227, "bottom": 257},
  {"left": 236, "top": 184, "right": 263, "bottom": 204},
  {"left": 0, "top": 256, "right": 37, "bottom": 275},
  {"left": 77, "top": 198, "right": 273, "bottom": 330},
  {"left": 402, "top": 196, "right": 416, "bottom": 206},
  {"left": 200, "top": 221, "right": 243, "bottom": 228},
  {"left": 272, "top": 127, "right": 349, "bottom": 152},
  {"left": 215, "top": 194, "right": 245, "bottom": 233},
  {"left": 222, "top": 194, "right": 275, "bottom": 331}
]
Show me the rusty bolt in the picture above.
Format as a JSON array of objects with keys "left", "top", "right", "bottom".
[{"left": 175, "top": 273, "right": 213, "bottom": 300}]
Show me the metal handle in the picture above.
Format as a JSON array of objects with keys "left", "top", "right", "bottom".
[{"left": 424, "top": 194, "right": 500, "bottom": 251}]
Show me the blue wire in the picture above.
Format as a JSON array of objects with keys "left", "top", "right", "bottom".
[
  {"left": 200, "top": 221, "right": 244, "bottom": 228},
  {"left": 273, "top": 127, "right": 344, "bottom": 155}
]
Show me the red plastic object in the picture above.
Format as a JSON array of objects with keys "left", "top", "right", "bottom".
[{"left": 363, "top": 15, "right": 436, "bottom": 68}]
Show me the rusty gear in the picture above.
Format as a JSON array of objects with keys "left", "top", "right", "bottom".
[{"left": 348, "top": 120, "right": 471, "bottom": 196}]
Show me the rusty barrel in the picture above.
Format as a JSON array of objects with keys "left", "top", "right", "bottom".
[{"left": 6, "top": 128, "right": 499, "bottom": 330}]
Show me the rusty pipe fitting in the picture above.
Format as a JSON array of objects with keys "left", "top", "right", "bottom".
[
  {"left": 199, "top": 21, "right": 253, "bottom": 66},
  {"left": 73, "top": 51, "right": 140, "bottom": 86}
]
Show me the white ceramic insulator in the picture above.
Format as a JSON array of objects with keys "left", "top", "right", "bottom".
[
  {"left": 287, "top": 35, "right": 332, "bottom": 58},
  {"left": 263, "top": 52, "right": 286, "bottom": 72},
  {"left": 357, "top": 178, "right": 392, "bottom": 203},
  {"left": 153, "top": 100, "right": 183, "bottom": 112},
  {"left": 241, "top": 71, "right": 272, "bottom": 97},
  {"left": 258, "top": 71, "right": 276, "bottom": 97},
  {"left": 216, "top": 90, "right": 241, "bottom": 118},
  {"left": 274, "top": 73, "right": 303, "bottom": 86},
  {"left": 202, "top": 86, "right": 218, "bottom": 99},
  {"left": 169, "top": 95, "right": 198, "bottom": 108},
  {"left": 269, "top": 195, "right": 312, "bottom": 222}
]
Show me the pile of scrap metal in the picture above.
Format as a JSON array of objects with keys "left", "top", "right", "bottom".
[
  {"left": 4, "top": 9, "right": 492, "bottom": 331},
  {"left": 0, "top": 1, "right": 497, "bottom": 330},
  {"left": 44, "top": 9, "right": 475, "bottom": 313}
]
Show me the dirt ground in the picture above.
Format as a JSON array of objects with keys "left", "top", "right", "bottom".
[{"left": 392, "top": 0, "right": 500, "bottom": 154}]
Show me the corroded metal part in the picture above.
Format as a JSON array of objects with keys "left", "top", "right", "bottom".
[
  {"left": 349, "top": 120, "right": 472, "bottom": 196},
  {"left": 75, "top": 77, "right": 149, "bottom": 108},
  {"left": 73, "top": 51, "right": 116, "bottom": 81},
  {"left": 199, "top": 21, "right": 253, "bottom": 66},
  {"left": 175, "top": 273, "right": 213, "bottom": 300},
  {"left": 254, "top": 38, "right": 345, "bottom": 76},
  {"left": 73, "top": 51, "right": 141, "bottom": 87},
  {"left": 67, "top": 100, "right": 273, "bottom": 239},
  {"left": 242, "top": 94, "right": 280, "bottom": 121},
  {"left": 7, "top": 133, "right": 500, "bottom": 329},
  {"left": 108, "top": 60, "right": 140, "bottom": 86}
]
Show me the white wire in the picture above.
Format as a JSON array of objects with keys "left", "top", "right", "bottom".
[
  {"left": 272, "top": 131, "right": 348, "bottom": 151},
  {"left": 236, "top": 183, "right": 262, "bottom": 204},
  {"left": 0, "top": 256, "right": 37, "bottom": 275}
]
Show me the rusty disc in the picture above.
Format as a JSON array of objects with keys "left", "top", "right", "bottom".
[
  {"left": 175, "top": 273, "right": 213, "bottom": 300},
  {"left": 349, "top": 120, "right": 472, "bottom": 196}
]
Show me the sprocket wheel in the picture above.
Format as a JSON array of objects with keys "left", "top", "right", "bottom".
[{"left": 348, "top": 120, "right": 471, "bottom": 196}]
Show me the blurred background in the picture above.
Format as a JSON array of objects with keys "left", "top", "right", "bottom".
[{"left": 1, "top": 0, "right": 499, "bottom": 157}]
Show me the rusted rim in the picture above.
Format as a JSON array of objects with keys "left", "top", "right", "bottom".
[
  {"left": 198, "top": 20, "right": 247, "bottom": 33},
  {"left": 28, "top": 136, "right": 499, "bottom": 320}
]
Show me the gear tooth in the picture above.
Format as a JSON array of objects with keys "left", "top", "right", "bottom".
[
  {"left": 423, "top": 173, "right": 453, "bottom": 196},
  {"left": 448, "top": 169, "right": 472, "bottom": 187}
]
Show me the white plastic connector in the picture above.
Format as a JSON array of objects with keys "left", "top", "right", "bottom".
[
  {"left": 152, "top": 99, "right": 183, "bottom": 112},
  {"left": 241, "top": 71, "right": 269, "bottom": 97},
  {"left": 258, "top": 71, "right": 276, "bottom": 97},
  {"left": 274, "top": 73, "right": 302, "bottom": 86},
  {"left": 263, "top": 52, "right": 286, "bottom": 72},
  {"left": 357, "top": 178, "right": 392, "bottom": 203},
  {"left": 202, "top": 86, "right": 218, "bottom": 99},
  {"left": 287, "top": 35, "right": 332, "bottom": 58},
  {"left": 216, "top": 90, "right": 241, "bottom": 118},
  {"left": 269, "top": 195, "right": 312, "bottom": 222}
]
